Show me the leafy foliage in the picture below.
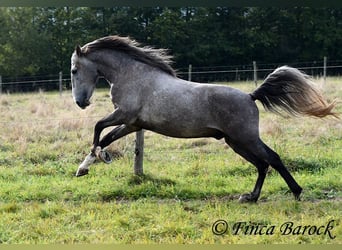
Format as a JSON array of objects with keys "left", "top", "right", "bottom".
[{"left": 1, "top": 7, "right": 342, "bottom": 77}]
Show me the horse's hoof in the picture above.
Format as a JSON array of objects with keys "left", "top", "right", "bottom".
[
  {"left": 238, "top": 193, "right": 257, "bottom": 203},
  {"left": 98, "top": 150, "right": 112, "bottom": 164},
  {"left": 294, "top": 192, "right": 302, "bottom": 201},
  {"left": 75, "top": 168, "right": 89, "bottom": 177}
]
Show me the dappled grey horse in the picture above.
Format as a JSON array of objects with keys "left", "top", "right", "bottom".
[{"left": 71, "top": 36, "right": 336, "bottom": 202}]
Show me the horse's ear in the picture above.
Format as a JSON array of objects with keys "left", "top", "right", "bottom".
[{"left": 75, "top": 45, "right": 82, "bottom": 56}]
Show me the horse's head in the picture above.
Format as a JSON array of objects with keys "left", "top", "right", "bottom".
[{"left": 71, "top": 45, "right": 99, "bottom": 109}]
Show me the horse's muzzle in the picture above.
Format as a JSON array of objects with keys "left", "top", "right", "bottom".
[{"left": 76, "top": 99, "right": 91, "bottom": 109}]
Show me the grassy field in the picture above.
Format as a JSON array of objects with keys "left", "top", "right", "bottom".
[{"left": 0, "top": 78, "right": 341, "bottom": 244}]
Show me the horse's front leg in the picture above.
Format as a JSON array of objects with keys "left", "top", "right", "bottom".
[
  {"left": 92, "top": 109, "right": 125, "bottom": 153},
  {"left": 76, "top": 109, "right": 125, "bottom": 177},
  {"left": 93, "top": 124, "right": 140, "bottom": 164},
  {"left": 75, "top": 147, "right": 101, "bottom": 177}
]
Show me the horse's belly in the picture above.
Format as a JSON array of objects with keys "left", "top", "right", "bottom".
[
  {"left": 136, "top": 118, "right": 222, "bottom": 139},
  {"left": 157, "top": 128, "right": 221, "bottom": 139}
]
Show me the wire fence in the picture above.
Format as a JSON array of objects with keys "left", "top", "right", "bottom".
[
  {"left": 1, "top": 59, "right": 341, "bottom": 94},
  {"left": 0, "top": 115, "right": 103, "bottom": 125},
  {"left": 177, "top": 59, "right": 342, "bottom": 83}
]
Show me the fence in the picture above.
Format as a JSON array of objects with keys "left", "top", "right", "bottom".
[
  {"left": 0, "top": 73, "right": 69, "bottom": 95},
  {"left": 1, "top": 58, "right": 341, "bottom": 95},
  {"left": 178, "top": 57, "right": 342, "bottom": 84}
]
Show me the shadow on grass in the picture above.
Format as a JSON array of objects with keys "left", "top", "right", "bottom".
[
  {"left": 95, "top": 157, "right": 341, "bottom": 203},
  {"left": 282, "top": 157, "right": 339, "bottom": 173},
  {"left": 100, "top": 173, "right": 179, "bottom": 202},
  {"left": 98, "top": 173, "right": 241, "bottom": 202},
  {"left": 127, "top": 173, "right": 176, "bottom": 186}
]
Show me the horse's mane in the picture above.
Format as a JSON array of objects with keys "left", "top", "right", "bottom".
[{"left": 81, "top": 36, "right": 176, "bottom": 77}]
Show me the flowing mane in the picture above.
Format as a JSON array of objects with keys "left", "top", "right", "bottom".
[{"left": 81, "top": 36, "right": 176, "bottom": 77}]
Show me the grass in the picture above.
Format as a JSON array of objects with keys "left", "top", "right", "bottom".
[{"left": 0, "top": 78, "right": 341, "bottom": 243}]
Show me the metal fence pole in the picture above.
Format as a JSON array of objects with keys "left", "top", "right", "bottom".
[{"left": 134, "top": 129, "right": 144, "bottom": 176}]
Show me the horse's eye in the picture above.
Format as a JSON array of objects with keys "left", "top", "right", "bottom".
[{"left": 71, "top": 68, "right": 77, "bottom": 75}]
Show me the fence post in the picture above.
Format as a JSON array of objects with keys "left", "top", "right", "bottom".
[
  {"left": 323, "top": 56, "right": 327, "bottom": 85},
  {"left": 134, "top": 129, "right": 144, "bottom": 176},
  {"left": 188, "top": 64, "right": 192, "bottom": 81},
  {"left": 0, "top": 75, "right": 2, "bottom": 95},
  {"left": 253, "top": 61, "right": 257, "bottom": 86},
  {"left": 59, "top": 71, "right": 63, "bottom": 96}
]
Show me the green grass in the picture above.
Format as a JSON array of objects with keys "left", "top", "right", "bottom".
[{"left": 0, "top": 78, "right": 341, "bottom": 243}]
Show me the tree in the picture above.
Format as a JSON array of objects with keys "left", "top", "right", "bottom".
[
  {"left": 1, "top": 7, "right": 342, "bottom": 79},
  {"left": 0, "top": 7, "right": 53, "bottom": 76}
]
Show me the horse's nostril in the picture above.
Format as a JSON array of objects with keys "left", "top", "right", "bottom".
[
  {"left": 85, "top": 100, "right": 91, "bottom": 106},
  {"left": 75, "top": 100, "right": 90, "bottom": 109}
]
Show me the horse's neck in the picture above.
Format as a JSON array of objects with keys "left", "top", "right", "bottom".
[
  {"left": 96, "top": 50, "right": 180, "bottom": 96},
  {"left": 97, "top": 51, "right": 141, "bottom": 83}
]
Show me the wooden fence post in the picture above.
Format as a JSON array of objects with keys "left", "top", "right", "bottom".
[
  {"left": 59, "top": 71, "right": 63, "bottom": 96},
  {"left": 253, "top": 61, "right": 257, "bottom": 86},
  {"left": 235, "top": 68, "right": 239, "bottom": 81},
  {"left": 0, "top": 75, "right": 2, "bottom": 95},
  {"left": 134, "top": 129, "right": 144, "bottom": 176},
  {"left": 188, "top": 64, "right": 192, "bottom": 81},
  {"left": 323, "top": 56, "right": 327, "bottom": 85}
]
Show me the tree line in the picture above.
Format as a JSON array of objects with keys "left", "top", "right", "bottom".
[{"left": 0, "top": 7, "right": 342, "bottom": 78}]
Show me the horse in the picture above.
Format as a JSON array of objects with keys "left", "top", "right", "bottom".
[{"left": 70, "top": 35, "right": 336, "bottom": 202}]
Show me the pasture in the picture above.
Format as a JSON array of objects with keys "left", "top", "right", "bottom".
[{"left": 0, "top": 79, "right": 341, "bottom": 244}]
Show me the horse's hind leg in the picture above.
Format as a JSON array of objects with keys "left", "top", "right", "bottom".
[
  {"left": 225, "top": 138, "right": 269, "bottom": 202},
  {"left": 245, "top": 139, "right": 302, "bottom": 201},
  {"left": 262, "top": 142, "right": 303, "bottom": 200},
  {"left": 225, "top": 137, "right": 302, "bottom": 202}
]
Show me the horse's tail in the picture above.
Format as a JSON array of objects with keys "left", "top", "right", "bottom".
[{"left": 250, "top": 66, "right": 338, "bottom": 118}]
